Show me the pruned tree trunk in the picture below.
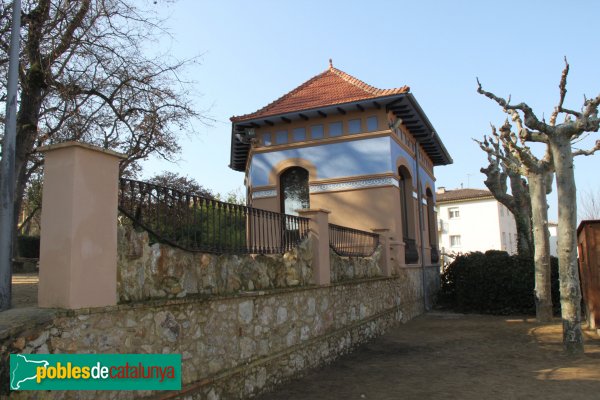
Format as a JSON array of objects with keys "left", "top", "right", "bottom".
[
  {"left": 550, "top": 136, "right": 584, "bottom": 354},
  {"left": 480, "top": 152, "right": 533, "bottom": 258},
  {"left": 510, "top": 175, "right": 534, "bottom": 258},
  {"left": 477, "top": 58, "right": 599, "bottom": 354},
  {"left": 528, "top": 172, "right": 553, "bottom": 322}
]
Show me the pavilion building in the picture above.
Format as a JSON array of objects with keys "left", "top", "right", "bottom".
[{"left": 229, "top": 61, "right": 452, "bottom": 267}]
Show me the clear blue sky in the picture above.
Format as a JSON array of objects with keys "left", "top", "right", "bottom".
[{"left": 142, "top": 0, "right": 600, "bottom": 221}]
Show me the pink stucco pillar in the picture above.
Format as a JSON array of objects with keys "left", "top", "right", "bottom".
[
  {"left": 297, "top": 209, "right": 331, "bottom": 285},
  {"left": 372, "top": 228, "right": 392, "bottom": 277},
  {"left": 38, "top": 142, "right": 125, "bottom": 309}
]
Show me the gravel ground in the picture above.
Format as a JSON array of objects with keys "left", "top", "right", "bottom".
[
  {"left": 11, "top": 273, "right": 38, "bottom": 308},
  {"left": 258, "top": 312, "right": 600, "bottom": 400}
]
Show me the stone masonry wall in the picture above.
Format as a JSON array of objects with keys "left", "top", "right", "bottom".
[
  {"left": 117, "top": 226, "right": 314, "bottom": 302},
  {"left": 2, "top": 277, "right": 416, "bottom": 400},
  {"left": 118, "top": 225, "right": 385, "bottom": 303},
  {"left": 329, "top": 246, "right": 382, "bottom": 283},
  {"left": 1, "top": 228, "right": 437, "bottom": 399}
]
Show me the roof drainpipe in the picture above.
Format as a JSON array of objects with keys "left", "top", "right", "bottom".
[{"left": 415, "top": 146, "right": 430, "bottom": 312}]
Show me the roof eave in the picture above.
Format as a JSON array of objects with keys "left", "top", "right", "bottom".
[
  {"left": 230, "top": 95, "right": 408, "bottom": 172},
  {"left": 230, "top": 92, "right": 454, "bottom": 171},
  {"left": 437, "top": 195, "right": 495, "bottom": 204},
  {"left": 404, "top": 93, "right": 453, "bottom": 166},
  {"left": 230, "top": 94, "right": 406, "bottom": 125}
]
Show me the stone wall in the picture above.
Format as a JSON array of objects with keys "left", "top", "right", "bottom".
[
  {"left": 117, "top": 226, "right": 314, "bottom": 302},
  {"left": 118, "top": 225, "right": 386, "bottom": 303},
  {"left": 330, "top": 246, "right": 383, "bottom": 283},
  {"left": 2, "top": 277, "right": 415, "bottom": 399},
  {"left": 1, "top": 227, "right": 438, "bottom": 399}
]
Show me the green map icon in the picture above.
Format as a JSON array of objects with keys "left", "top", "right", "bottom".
[
  {"left": 10, "top": 354, "right": 49, "bottom": 390},
  {"left": 9, "top": 353, "right": 181, "bottom": 390}
]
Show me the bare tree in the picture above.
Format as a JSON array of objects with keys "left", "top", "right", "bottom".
[
  {"left": 476, "top": 121, "right": 554, "bottom": 322},
  {"left": 17, "top": 173, "right": 42, "bottom": 235},
  {"left": 0, "top": 0, "right": 205, "bottom": 254},
  {"left": 477, "top": 59, "right": 600, "bottom": 354},
  {"left": 478, "top": 130, "right": 533, "bottom": 258},
  {"left": 147, "top": 171, "right": 214, "bottom": 199},
  {"left": 578, "top": 187, "right": 600, "bottom": 220}
]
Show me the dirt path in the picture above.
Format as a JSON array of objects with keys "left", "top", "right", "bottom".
[
  {"left": 258, "top": 312, "right": 600, "bottom": 400},
  {"left": 11, "top": 273, "right": 38, "bottom": 308}
]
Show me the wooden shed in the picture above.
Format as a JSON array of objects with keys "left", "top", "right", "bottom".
[{"left": 577, "top": 220, "right": 600, "bottom": 329}]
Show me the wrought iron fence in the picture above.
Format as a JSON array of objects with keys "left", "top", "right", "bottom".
[
  {"left": 328, "top": 223, "right": 379, "bottom": 257},
  {"left": 118, "top": 178, "right": 310, "bottom": 254}
]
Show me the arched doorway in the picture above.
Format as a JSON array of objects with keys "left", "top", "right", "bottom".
[{"left": 280, "top": 167, "right": 310, "bottom": 215}]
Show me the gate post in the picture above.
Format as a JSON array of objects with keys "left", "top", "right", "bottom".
[
  {"left": 297, "top": 209, "right": 331, "bottom": 285},
  {"left": 372, "top": 228, "right": 392, "bottom": 276},
  {"left": 38, "top": 142, "right": 125, "bottom": 309}
]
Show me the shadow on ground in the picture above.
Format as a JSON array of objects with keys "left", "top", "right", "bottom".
[
  {"left": 11, "top": 273, "right": 38, "bottom": 309},
  {"left": 258, "top": 312, "right": 600, "bottom": 400}
]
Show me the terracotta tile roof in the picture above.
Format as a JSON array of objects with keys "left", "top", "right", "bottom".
[
  {"left": 436, "top": 188, "right": 494, "bottom": 203},
  {"left": 230, "top": 63, "right": 410, "bottom": 123}
]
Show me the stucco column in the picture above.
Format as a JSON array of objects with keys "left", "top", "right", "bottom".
[
  {"left": 38, "top": 142, "right": 125, "bottom": 309},
  {"left": 392, "top": 240, "right": 405, "bottom": 269},
  {"left": 372, "top": 229, "right": 392, "bottom": 277},
  {"left": 297, "top": 209, "right": 331, "bottom": 285}
]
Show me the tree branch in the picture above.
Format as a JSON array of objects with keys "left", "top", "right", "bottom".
[
  {"left": 549, "top": 57, "right": 583, "bottom": 125},
  {"left": 477, "top": 77, "right": 553, "bottom": 136},
  {"left": 44, "top": 0, "right": 91, "bottom": 66},
  {"left": 572, "top": 140, "right": 600, "bottom": 157}
]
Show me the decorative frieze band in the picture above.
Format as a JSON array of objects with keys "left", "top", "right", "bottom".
[
  {"left": 252, "top": 177, "right": 403, "bottom": 198},
  {"left": 252, "top": 189, "right": 277, "bottom": 199},
  {"left": 310, "top": 177, "right": 399, "bottom": 194}
]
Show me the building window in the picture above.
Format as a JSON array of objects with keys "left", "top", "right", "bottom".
[
  {"left": 398, "top": 166, "right": 415, "bottom": 241},
  {"left": 450, "top": 235, "right": 461, "bottom": 247},
  {"left": 275, "top": 130, "right": 288, "bottom": 145},
  {"left": 448, "top": 207, "right": 460, "bottom": 219},
  {"left": 328, "top": 122, "right": 343, "bottom": 137},
  {"left": 367, "top": 116, "right": 378, "bottom": 131},
  {"left": 348, "top": 119, "right": 361, "bottom": 134},
  {"left": 502, "top": 232, "right": 507, "bottom": 250},
  {"left": 280, "top": 167, "right": 310, "bottom": 216},
  {"left": 500, "top": 205, "right": 504, "bottom": 216},
  {"left": 263, "top": 133, "right": 272, "bottom": 146},
  {"left": 426, "top": 188, "right": 436, "bottom": 248},
  {"left": 399, "top": 166, "right": 418, "bottom": 264},
  {"left": 310, "top": 124, "right": 324, "bottom": 139},
  {"left": 292, "top": 127, "right": 306, "bottom": 142}
]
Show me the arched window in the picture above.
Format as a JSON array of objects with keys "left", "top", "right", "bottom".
[
  {"left": 426, "top": 188, "right": 439, "bottom": 263},
  {"left": 399, "top": 166, "right": 418, "bottom": 264},
  {"left": 398, "top": 166, "right": 414, "bottom": 240},
  {"left": 280, "top": 167, "right": 309, "bottom": 215}
]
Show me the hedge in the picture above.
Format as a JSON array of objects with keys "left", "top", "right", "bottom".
[
  {"left": 16, "top": 235, "right": 40, "bottom": 259},
  {"left": 438, "top": 250, "right": 560, "bottom": 315}
]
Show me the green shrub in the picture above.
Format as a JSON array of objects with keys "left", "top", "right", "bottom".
[
  {"left": 439, "top": 251, "right": 560, "bottom": 315},
  {"left": 17, "top": 235, "right": 40, "bottom": 259}
]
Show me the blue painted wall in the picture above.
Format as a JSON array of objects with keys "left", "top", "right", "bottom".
[
  {"left": 249, "top": 136, "right": 435, "bottom": 200},
  {"left": 389, "top": 138, "right": 436, "bottom": 201},
  {"left": 249, "top": 137, "right": 392, "bottom": 187},
  {"left": 389, "top": 137, "right": 416, "bottom": 176}
]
